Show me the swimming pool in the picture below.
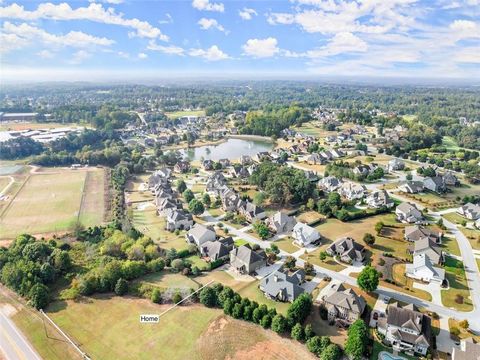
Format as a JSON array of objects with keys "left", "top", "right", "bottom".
[{"left": 378, "top": 351, "right": 407, "bottom": 360}]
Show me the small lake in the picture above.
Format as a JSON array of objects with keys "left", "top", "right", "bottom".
[{"left": 180, "top": 138, "right": 274, "bottom": 161}]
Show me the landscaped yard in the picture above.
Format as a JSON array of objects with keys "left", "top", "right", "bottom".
[
  {"left": 296, "top": 210, "right": 325, "bottom": 225},
  {"left": 274, "top": 236, "right": 300, "bottom": 254},
  {"left": 380, "top": 263, "right": 432, "bottom": 301},
  {"left": 0, "top": 168, "right": 105, "bottom": 239},
  {"left": 441, "top": 256, "right": 473, "bottom": 311},
  {"left": 440, "top": 236, "right": 461, "bottom": 257}
]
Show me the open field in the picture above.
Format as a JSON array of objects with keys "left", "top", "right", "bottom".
[
  {"left": 42, "top": 294, "right": 315, "bottom": 360},
  {"left": 0, "top": 122, "right": 80, "bottom": 131},
  {"left": 441, "top": 256, "right": 473, "bottom": 312},
  {"left": 0, "top": 168, "right": 105, "bottom": 239},
  {"left": 165, "top": 110, "right": 206, "bottom": 119}
]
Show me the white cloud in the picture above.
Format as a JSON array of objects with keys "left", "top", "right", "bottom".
[
  {"left": 89, "top": 0, "right": 124, "bottom": 4},
  {"left": 454, "top": 47, "right": 480, "bottom": 63},
  {"left": 239, "top": 8, "right": 257, "bottom": 20},
  {"left": 0, "top": 2, "right": 168, "bottom": 40},
  {"left": 308, "top": 32, "right": 367, "bottom": 57},
  {"left": 242, "top": 37, "right": 279, "bottom": 58},
  {"left": 158, "top": 13, "right": 173, "bottom": 24},
  {"left": 192, "top": 0, "right": 224, "bottom": 12},
  {"left": 198, "top": 18, "right": 226, "bottom": 33},
  {"left": 69, "top": 50, "right": 91, "bottom": 64},
  {"left": 37, "top": 49, "right": 54, "bottom": 58},
  {"left": 189, "top": 45, "right": 229, "bottom": 60},
  {"left": 147, "top": 41, "right": 185, "bottom": 56},
  {"left": 1, "top": 21, "right": 114, "bottom": 53},
  {"left": 138, "top": 52, "right": 148, "bottom": 59}
]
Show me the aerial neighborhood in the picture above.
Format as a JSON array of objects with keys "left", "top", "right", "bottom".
[{"left": 1, "top": 82, "right": 480, "bottom": 360}]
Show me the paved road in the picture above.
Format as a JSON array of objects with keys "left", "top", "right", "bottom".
[{"left": 0, "top": 308, "right": 42, "bottom": 360}]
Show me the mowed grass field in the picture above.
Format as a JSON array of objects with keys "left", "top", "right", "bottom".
[
  {"left": 39, "top": 295, "right": 315, "bottom": 360},
  {"left": 165, "top": 110, "right": 205, "bottom": 119},
  {"left": 0, "top": 168, "right": 105, "bottom": 239}
]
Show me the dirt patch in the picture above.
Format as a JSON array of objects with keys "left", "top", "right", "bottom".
[{"left": 196, "top": 316, "right": 315, "bottom": 360}]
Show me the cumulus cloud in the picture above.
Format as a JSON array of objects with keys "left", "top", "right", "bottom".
[
  {"left": 242, "top": 37, "right": 279, "bottom": 58},
  {"left": 308, "top": 32, "right": 367, "bottom": 57},
  {"left": 0, "top": 2, "right": 168, "bottom": 40},
  {"left": 198, "top": 18, "right": 226, "bottom": 33},
  {"left": 453, "top": 47, "right": 480, "bottom": 63},
  {"left": 192, "top": 0, "right": 224, "bottom": 12},
  {"left": 189, "top": 45, "right": 229, "bottom": 60},
  {"left": 36, "top": 49, "right": 54, "bottom": 58},
  {"left": 138, "top": 52, "right": 148, "bottom": 59},
  {"left": 239, "top": 8, "right": 257, "bottom": 20},
  {"left": 69, "top": 50, "right": 91, "bottom": 64},
  {"left": 1, "top": 21, "right": 114, "bottom": 53}
]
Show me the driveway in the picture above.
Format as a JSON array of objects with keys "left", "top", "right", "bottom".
[
  {"left": 413, "top": 281, "right": 442, "bottom": 305},
  {"left": 436, "top": 315, "right": 459, "bottom": 354},
  {"left": 369, "top": 294, "right": 389, "bottom": 327}
]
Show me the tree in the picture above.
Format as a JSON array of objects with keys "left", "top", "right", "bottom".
[
  {"left": 284, "top": 255, "right": 296, "bottom": 269},
  {"left": 304, "top": 324, "right": 315, "bottom": 339},
  {"left": 321, "top": 344, "right": 342, "bottom": 360},
  {"left": 363, "top": 233, "right": 375, "bottom": 246},
  {"left": 114, "top": 278, "right": 128, "bottom": 295},
  {"left": 287, "top": 293, "right": 313, "bottom": 324},
  {"left": 344, "top": 320, "right": 368, "bottom": 360},
  {"left": 375, "top": 221, "right": 384, "bottom": 235},
  {"left": 357, "top": 266, "right": 380, "bottom": 292},
  {"left": 151, "top": 288, "right": 161, "bottom": 304},
  {"left": 327, "top": 192, "right": 342, "bottom": 209},
  {"left": 306, "top": 198, "right": 315, "bottom": 210},
  {"left": 303, "top": 261, "right": 314, "bottom": 275},
  {"left": 232, "top": 303, "right": 244, "bottom": 319},
  {"left": 291, "top": 323, "right": 305, "bottom": 341},
  {"left": 253, "top": 305, "right": 268, "bottom": 324},
  {"left": 172, "top": 292, "right": 182, "bottom": 304},
  {"left": 188, "top": 199, "right": 205, "bottom": 215},
  {"left": 171, "top": 258, "right": 184, "bottom": 271},
  {"left": 176, "top": 179, "right": 187, "bottom": 193},
  {"left": 28, "top": 284, "right": 49, "bottom": 310},
  {"left": 319, "top": 251, "right": 327, "bottom": 261},
  {"left": 202, "top": 193, "right": 211, "bottom": 208},
  {"left": 183, "top": 189, "right": 194, "bottom": 203},
  {"left": 459, "top": 319, "right": 469, "bottom": 329},
  {"left": 260, "top": 314, "right": 272, "bottom": 328},
  {"left": 306, "top": 336, "right": 323, "bottom": 355},
  {"left": 253, "top": 221, "right": 270, "bottom": 240},
  {"left": 199, "top": 287, "right": 217, "bottom": 307},
  {"left": 271, "top": 314, "right": 288, "bottom": 334}
]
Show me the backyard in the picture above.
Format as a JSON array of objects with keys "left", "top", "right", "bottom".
[{"left": 441, "top": 256, "right": 473, "bottom": 311}]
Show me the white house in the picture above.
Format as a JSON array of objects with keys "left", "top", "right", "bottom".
[
  {"left": 292, "top": 223, "right": 320, "bottom": 247},
  {"left": 405, "top": 253, "right": 445, "bottom": 284},
  {"left": 457, "top": 203, "right": 480, "bottom": 220}
]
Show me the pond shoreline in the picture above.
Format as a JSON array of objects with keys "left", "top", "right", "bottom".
[{"left": 227, "top": 134, "right": 275, "bottom": 143}]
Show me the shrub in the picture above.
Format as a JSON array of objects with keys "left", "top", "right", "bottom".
[
  {"left": 287, "top": 293, "right": 313, "bottom": 324},
  {"left": 260, "top": 314, "right": 272, "bottom": 328},
  {"left": 291, "top": 323, "right": 305, "bottom": 341},
  {"left": 459, "top": 319, "right": 469, "bottom": 329},
  {"left": 455, "top": 294, "right": 464, "bottom": 304},
  {"left": 271, "top": 314, "right": 288, "bottom": 334},
  {"left": 114, "top": 278, "right": 128, "bottom": 295},
  {"left": 199, "top": 287, "right": 217, "bottom": 307},
  {"left": 172, "top": 292, "right": 183, "bottom": 304},
  {"left": 304, "top": 324, "right": 315, "bottom": 339},
  {"left": 450, "top": 327, "right": 460, "bottom": 337},
  {"left": 28, "top": 284, "right": 49, "bottom": 310},
  {"left": 151, "top": 288, "right": 161, "bottom": 304}
]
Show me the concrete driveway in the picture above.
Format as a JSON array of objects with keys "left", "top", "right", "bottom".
[{"left": 413, "top": 281, "right": 443, "bottom": 305}]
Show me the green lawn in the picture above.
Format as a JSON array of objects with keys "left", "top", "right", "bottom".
[
  {"left": 138, "top": 271, "right": 201, "bottom": 290},
  {"left": 235, "top": 280, "right": 290, "bottom": 314},
  {"left": 440, "top": 236, "right": 461, "bottom": 257},
  {"left": 165, "top": 110, "right": 205, "bottom": 119},
  {"left": 234, "top": 238, "right": 252, "bottom": 247},
  {"left": 441, "top": 256, "right": 473, "bottom": 311},
  {"left": 274, "top": 236, "right": 301, "bottom": 254},
  {"left": 443, "top": 212, "right": 467, "bottom": 225},
  {"left": 185, "top": 254, "right": 209, "bottom": 269}
]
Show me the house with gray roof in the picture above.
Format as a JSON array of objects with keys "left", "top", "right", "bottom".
[
  {"left": 387, "top": 158, "right": 405, "bottom": 172},
  {"left": 165, "top": 209, "right": 193, "bottom": 231},
  {"left": 326, "top": 237, "right": 365, "bottom": 264},
  {"left": 200, "top": 237, "right": 234, "bottom": 262},
  {"left": 229, "top": 245, "right": 266, "bottom": 275},
  {"left": 412, "top": 238, "right": 444, "bottom": 265},
  {"left": 318, "top": 176, "right": 342, "bottom": 193},
  {"left": 423, "top": 176, "right": 446, "bottom": 193},
  {"left": 398, "top": 181, "right": 424, "bottom": 194},
  {"left": 366, "top": 190, "right": 394, "bottom": 209},
  {"left": 265, "top": 211, "right": 297, "bottom": 234},
  {"left": 321, "top": 283, "right": 366, "bottom": 323},
  {"left": 406, "top": 253, "right": 445, "bottom": 284},
  {"left": 185, "top": 223, "right": 216, "bottom": 247},
  {"left": 292, "top": 222, "right": 321, "bottom": 247},
  {"left": 404, "top": 225, "right": 442, "bottom": 244},
  {"left": 396, "top": 202, "right": 424, "bottom": 224},
  {"left": 239, "top": 201, "right": 266, "bottom": 223},
  {"left": 453, "top": 338, "right": 480, "bottom": 360},
  {"left": 259, "top": 267, "right": 305, "bottom": 302},
  {"left": 377, "top": 303, "right": 432, "bottom": 356},
  {"left": 458, "top": 202, "right": 480, "bottom": 220}
]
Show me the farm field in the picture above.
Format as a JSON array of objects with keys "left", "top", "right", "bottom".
[
  {"left": 0, "top": 121, "right": 80, "bottom": 131},
  {"left": 42, "top": 295, "right": 315, "bottom": 360},
  {"left": 0, "top": 168, "right": 106, "bottom": 239}
]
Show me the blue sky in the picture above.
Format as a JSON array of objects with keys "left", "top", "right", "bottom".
[{"left": 1, "top": 0, "right": 479, "bottom": 81}]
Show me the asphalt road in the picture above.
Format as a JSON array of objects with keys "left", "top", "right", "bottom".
[{"left": 0, "top": 309, "right": 42, "bottom": 360}]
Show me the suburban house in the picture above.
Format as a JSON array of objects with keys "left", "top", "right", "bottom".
[
  {"left": 240, "top": 155, "right": 252, "bottom": 165},
  {"left": 265, "top": 211, "right": 297, "bottom": 234},
  {"left": 404, "top": 225, "right": 442, "bottom": 244},
  {"left": 239, "top": 201, "right": 267, "bottom": 223},
  {"left": 366, "top": 190, "right": 394, "bottom": 209},
  {"left": 318, "top": 176, "right": 342, "bottom": 192},
  {"left": 292, "top": 222, "right": 321, "bottom": 247},
  {"left": 218, "top": 158, "right": 230, "bottom": 168},
  {"left": 339, "top": 182, "right": 367, "bottom": 200},
  {"left": 443, "top": 171, "right": 459, "bottom": 187},
  {"left": 457, "top": 202, "right": 480, "bottom": 220},
  {"left": 377, "top": 303, "right": 432, "bottom": 356},
  {"left": 353, "top": 164, "right": 376, "bottom": 177},
  {"left": 387, "top": 158, "right": 405, "bottom": 172},
  {"left": 398, "top": 181, "right": 424, "bottom": 194},
  {"left": 452, "top": 338, "right": 480, "bottom": 360},
  {"left": 423, "top": 176, "right": 446, "bottom": 193},
  {"left": 200, "top": 237, "right": 234, "bottom": 262},
  {"left": 206, "top": 172, "right": 227, "bottom": 194},
  {"left": 326, "top": 237, "right": 366, "bottom": 264},
  {"left": 396, "top": 202, "right": 424, "bottom": 224},
  {"left": 229, "top": 245, "right": 267, "bottom": 275},
  {"left": 230, "top": 165, "right": 250, "bottom": 179},
  {"left": 156, "top": 197, "right": 181, "bottom": 215},
  {"left": 185, "top": 223, "right": 216, "bottom": 247},
  {"left": 165, "top": 209, "right": 193, "bottom": 232},
  {"left": 202, "top": 159, "right": 214, "bottom": 170},
  {"left": 306, "top": 153, "right": 325, "bottom": 165},
  {"left": 221, "top": 189, "right": 244, "bottom": 212},
  {"left": 406, "top": 253, "right": 445, "bottom": 284},
  {"left": 321, "top": 283, "right": 366, "bottom": 323},
  {"left": 259, "top": 267, "right": 305, "bottom": 302},
  {"left": 174, "top": 160, "right": 190, "bottom": 173},
  {"left": 411, "top": 238, "right": 444, "bottom": 264}
]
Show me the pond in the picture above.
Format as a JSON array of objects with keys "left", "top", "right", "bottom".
[{"left": 180, "top": 138, "right": 274, "bottom": 161}]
